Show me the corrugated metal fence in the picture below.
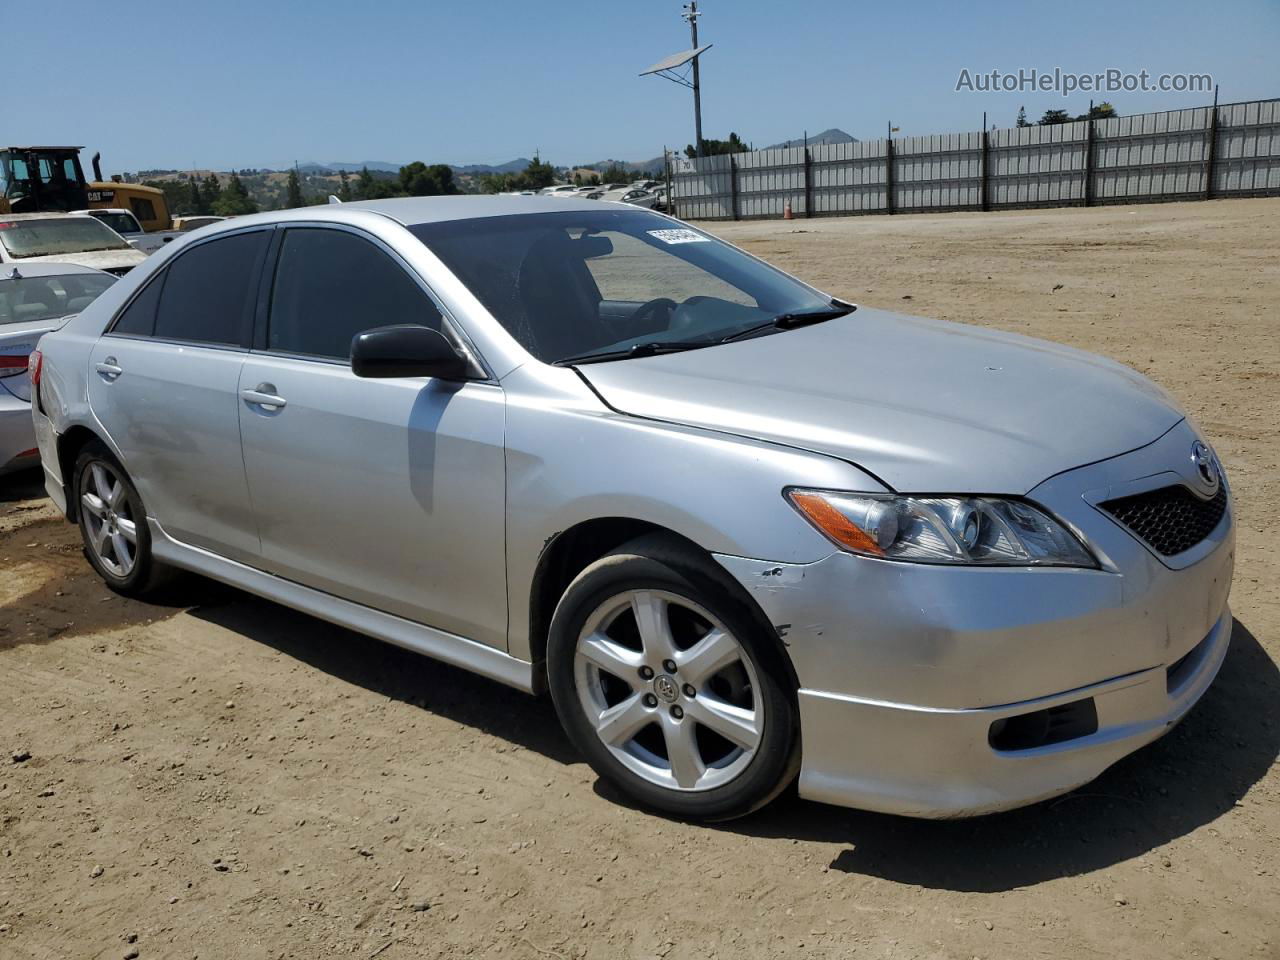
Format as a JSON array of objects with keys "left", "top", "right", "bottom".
[{"left": 669, "top": 98, "right": 1280, "bottom": 220}]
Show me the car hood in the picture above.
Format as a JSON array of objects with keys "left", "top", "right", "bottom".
[
  {"left": 576, "top": 308, "right": 1184, "bottom": 494},
  {"left": 9, "top": 249, "right": 146, "bottom": 271}
]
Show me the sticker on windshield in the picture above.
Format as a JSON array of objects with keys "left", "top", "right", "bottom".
[{"left": 647, "top": 228, "right": 709, "bottom": 245}]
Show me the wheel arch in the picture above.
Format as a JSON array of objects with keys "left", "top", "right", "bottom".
[
  {"left": 527, "top": 517, "right": 799, "bottom": 696},
  {"left": 56, "top": 424, "right": 107, "bottom": 522}
]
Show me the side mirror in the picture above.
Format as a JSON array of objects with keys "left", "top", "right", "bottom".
[{"left": 351, "top": 325, "right": 472, "bottom": 380}]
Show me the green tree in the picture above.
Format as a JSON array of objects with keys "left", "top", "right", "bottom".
[
  {"left": 338, "top": 169, "right": 352, "bottom": 202},
  {"left": 187, "top": 176, "right": 202, "bottom": 215},
  {"left": 201, "top": 174, "right": 222, "bottom": 214},
  {"left": 1016, "top": 105, "right": 1029, "bottom": 127},
  {"left": 509, "top": 155, "right": 556, "bottom": 191},
  {"left": 356, "top": 166, "right": 375, "bottom": 199},
  {"left": 1038, "top": 109, "right": 1073, "bottom": 125},
  {"left": 286, "top": 168, "right": 304, "bottom": 208},
  {"left": 684, "top": 132, "right": 746, "bottom": 158},
  {"left": 398, "top": 161, "right": 457, "bottom": 196},
  {"left": 213, "top": 173, "right": 258, "bottom": 216}
]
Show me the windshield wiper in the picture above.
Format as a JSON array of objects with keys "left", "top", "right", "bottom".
[
  {"left": 720, "top": 301, "right": 856, "bottom": 344},
  {"left": 554, "top": 340, "right": 714, "bottom": 366}
]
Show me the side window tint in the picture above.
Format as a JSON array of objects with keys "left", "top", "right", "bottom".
[
  {"left": 268, "top": 228, "right": 442, "bottom": 360},
  {"left": 111, "top": 273, "right": 164, "bottom": 337},
  {"left": 154, "top": 231, "right": 268, "bottom": 346}
]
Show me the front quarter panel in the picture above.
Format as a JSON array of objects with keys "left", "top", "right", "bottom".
[{"left": 502, "top": 361, "right": 883, "bottom": 662}]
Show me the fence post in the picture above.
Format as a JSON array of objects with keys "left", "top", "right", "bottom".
[
  {"left": 1203, "top": 85, "right": 1220, "bottom": 200},
  {"left": 884, "top": 136, "right": 895, "bottom": 215},
  {"left": 980, "top": 116, "right": 990, "bottom": 212},
  {"left": 729, "top": 156, "right": 740, "bottom": 221},
  {"left": 663, "top": 146, "right": 674, "bottom": 220},
  {"left": 804, "top": 144, "right": 813, "bottom": 218},
  {"left": 1083, "top": 120, "right": 1095, "bottom": 207}
]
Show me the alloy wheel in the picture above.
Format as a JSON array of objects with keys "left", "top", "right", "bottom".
[
  {"left": 80, "top": 460, "right": 138, "bottom": 578},
  {"left": 573, "top": 589, "right": 763, "bottom": 792}
]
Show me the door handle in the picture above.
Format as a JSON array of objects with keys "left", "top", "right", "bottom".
[
  {"left": 241, "top": 384, "right": 287, "bottom": 410},
  {"left": 95, "top": 357, "right": 122, "bottom": 380}
]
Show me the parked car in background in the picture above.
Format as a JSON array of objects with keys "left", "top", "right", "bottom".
[
  {"left": 32, "top": 196, "right": 1233, "bottom": 822},
  {"left": 0, "top": 214, "right": 146, "bottom": 275},
  {"left": 1, "top": 263, "right": 115, "bottom": 474},
  {"left": 171, "top": 216, "right": 228, "bottom": 232},
  {"left": 540, "top": 185, "right": 580, "bottom": 197},
  {"left": 598, "top": 187, "right": 659, "bottom": 208},
  {"left": 74, "top": 209, "right": 182, "bottom": 255}
]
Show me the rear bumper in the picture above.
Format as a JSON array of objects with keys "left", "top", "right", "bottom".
[
  {"left": 0, "top": 391, "right": 38, "bottom": 475},
  {"left": 796, "top": 609, "right": 1230, "bottom": 817}
]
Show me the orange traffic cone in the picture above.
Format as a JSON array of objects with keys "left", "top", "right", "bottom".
[{"left": 783, "top": 199, "right": 793, "bottom": 220}]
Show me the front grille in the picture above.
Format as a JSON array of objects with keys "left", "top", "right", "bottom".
[{"left": 1100, "top": 483, "right": 1227, "bottom": 557}]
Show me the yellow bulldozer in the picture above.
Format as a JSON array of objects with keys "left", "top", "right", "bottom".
[{"left": 0, "top": 145, "right": 171, "bottom": 231}]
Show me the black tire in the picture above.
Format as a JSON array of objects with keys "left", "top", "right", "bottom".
[
  {"left": 72, "top": 440, "right": 174, "bottom": 597},
  {"left": 548, "top": 533, "right": 800, "bottom": 821}
]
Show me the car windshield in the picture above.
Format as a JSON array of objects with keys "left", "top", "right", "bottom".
[
  {"left": 0, "top": 272, "right": 116, "bottom": 325},
  {"left": 0, "top": 217, "right": 132, "bottom": 258},
  {"left": 90, "top": 212, "right": 140, "bottom": 235},
  {"left": 411, "top": 210, "right": 833, "bottom": 364}
]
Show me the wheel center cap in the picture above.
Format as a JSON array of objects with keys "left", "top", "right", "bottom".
[{"left": 653, "top": 674, "right": 680, "bottom": 704}]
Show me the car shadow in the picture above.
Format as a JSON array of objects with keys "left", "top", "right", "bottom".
[
  {"left": 187, "top": 585, "right": 579, "bottom": 766},
  {"left": 711, "top": 618, "right": 1276, "bottom": 892},
  {"left": 0, "top": 466, "right": 45, "bottom": 503},
  {"left": 188, "top": 582, "right": 1274, "bottom": 892}
]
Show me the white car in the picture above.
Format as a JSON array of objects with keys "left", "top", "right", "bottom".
[
  {"left": 74, "top": 209, "right": 182, "bottom": 255},
  {"left": 540, "top": 185, "right": 580, "bottom": 197},
  {"left": 0, "top": 214, "right": 146, "bottom": 276},
  {"left": 1, "top": 262, "right": 115, "bottom": 474},
  {"left": 598, "top": 187, "right": 660, "bottom": 208}
]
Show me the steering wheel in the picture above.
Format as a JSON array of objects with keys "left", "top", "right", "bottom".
[{"left": 631, "top": 297, "right": 678, "bottom": 333}]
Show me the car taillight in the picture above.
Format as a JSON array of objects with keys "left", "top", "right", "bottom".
[
  {"left": 28, "top": 349, "right": 42, "bottom": 386},
  {"left": 0, "top": 353, "right": 30, "bottom": 379}
]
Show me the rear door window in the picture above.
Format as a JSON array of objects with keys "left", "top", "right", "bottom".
[
  {"left": 266, "top": 228, "right": 443, "bottom": 361},
  {"left": 153, "top": 230, "right": 269, "bottom": 346}
]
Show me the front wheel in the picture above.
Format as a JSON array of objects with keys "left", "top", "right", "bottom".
[{"left": 548, "top": 535, "right": 799, "bottom": 821}]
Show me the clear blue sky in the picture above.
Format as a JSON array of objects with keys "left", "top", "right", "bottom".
[{"left": 13, "top": 0, "right": 1278, "bottom": 173}]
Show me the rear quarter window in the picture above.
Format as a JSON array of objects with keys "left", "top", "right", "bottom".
[{"left": 152, "top": 231, "right": 269, "bottom": 346}]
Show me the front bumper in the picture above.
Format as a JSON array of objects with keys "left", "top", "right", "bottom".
[
  {"left": 794, "top": 609, "right": 1229, "bottom": 817},
  {"left": 716, "top": 420, "right": 1235, "bottom": 817}
]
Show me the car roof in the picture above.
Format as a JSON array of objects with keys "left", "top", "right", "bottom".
[
  {"left": 327, "top": 195, "right": 616, "bottom": 225},
  {"left": 178, "top": 195, "right": 650, "bottom": 241},
  {"left": 2, "top": 262, "right": 111, "bottom": 279}
]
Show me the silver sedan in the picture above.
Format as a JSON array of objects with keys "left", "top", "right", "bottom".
[
  {"left": 30, "top": 197, "right": 1233, "bottom": 820},
  {"left": 1, "top": 262, "right": 115, "bottom": 474}
]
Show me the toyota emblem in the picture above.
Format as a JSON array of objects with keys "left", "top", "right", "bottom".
[{"left": 1190, "top": 441, "right": 1219, "bottom": 494}]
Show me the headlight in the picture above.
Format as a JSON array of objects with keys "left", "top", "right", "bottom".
[{"left": 787, "top": 488, "right": 1096, "bottom": 567}]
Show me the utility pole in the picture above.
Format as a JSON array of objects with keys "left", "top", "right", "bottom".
[{"left": 684, "top": 2, "right": 704, "bottom": 157}]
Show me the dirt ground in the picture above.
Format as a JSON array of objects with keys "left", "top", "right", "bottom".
[{"left": 2, "top": 197, "right": 1277, "bottom": 960}]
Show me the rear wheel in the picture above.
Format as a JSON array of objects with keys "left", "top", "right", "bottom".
[
  {"left": 73, "top": 441, "right": 173, "bottom": 596},
  {"left": 548, "top": 535, "right": 799, "bottom": 821}
]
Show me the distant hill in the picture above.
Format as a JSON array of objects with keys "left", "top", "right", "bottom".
[
  {"left": 450, "top": 158, "right": 532, "bottom": 175},
  {"left": 764, "top": 128, "right": 858, "bottom": 149},
  {"left": 577, "top": 156, "right": 667, "bottom": 175},
  {"left": 290, "top": 158, "right": 533, "bottom": 176}
]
